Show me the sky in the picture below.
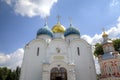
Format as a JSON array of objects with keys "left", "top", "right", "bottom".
[{"left": 0, "top": 0, "right": 120, "bottom": 73}]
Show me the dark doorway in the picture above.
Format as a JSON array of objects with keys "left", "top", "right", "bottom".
[
  {"left": 50, "top": 67, "right": 67, "bottom": 80},
  {"left": 56, "top": 76, "right": 62, "bottom": 80}
]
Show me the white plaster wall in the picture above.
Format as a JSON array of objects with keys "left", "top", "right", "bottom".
[
  {"left": 20, "top": 39, "right": 48, "bottom": 80},
  {"left": 69, "top": 38, "right": 96, "bottom": 80},
  {"left": 20, "top": 35, "right": 96, "bottom": 80},
  {"left": 46, "top": 39, "right": 69, "bottom": 63}
]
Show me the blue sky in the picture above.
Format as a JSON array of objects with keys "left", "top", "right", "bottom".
[
  {"left": 0, "top": 0, "right": 120, "bottom": 71},
  {"left": 0, "top": 0, "right": 120, "bottom": 53}
]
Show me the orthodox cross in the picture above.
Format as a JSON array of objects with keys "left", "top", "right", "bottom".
[
  {"left": 44, "top": 16, "right": 48, "bottom": 26},
  {"left": 69, "top": 17, "right": 72, "bottom": 26},
  {"left": 102, "top": 28, "right": 105, "bottom": 33},
  {"left": 57, "top": 15, "right": 61, "bottom": 24}
]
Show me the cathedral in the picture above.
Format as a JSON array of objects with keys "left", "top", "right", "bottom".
[
  {"left": 19, "top": 18, "right": 96, "bottom": 80},
  {"left": 98, "top": 31, "right": 120, "bottom": 80}
]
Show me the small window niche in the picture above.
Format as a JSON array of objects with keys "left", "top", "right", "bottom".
[
  {"left": 37, "top": 47, "right": 39, "bottom": 56},
  {"left": 77, "top": 47, "right": 80, "bottom": 56}
]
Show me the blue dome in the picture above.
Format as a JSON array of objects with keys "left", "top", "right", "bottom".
[
  {"left": 37, "top": 25, "right": 53, "bottom": 37},
  {"left": 64, "top": 25, "right": 80, "bottom": 37},
  {"left": 102, "top": 52, "right": 114, "bottom": 60}
]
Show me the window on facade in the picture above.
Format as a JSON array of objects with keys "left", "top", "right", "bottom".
[
  {"left": 37, "top": 47, "right": 39, "bottom": 56},
  {"left": 77, "top": 47, "right": 80, "bottom": 56},
  {"left": 108, "top": 67, "right": 112, "bottom": 73}
]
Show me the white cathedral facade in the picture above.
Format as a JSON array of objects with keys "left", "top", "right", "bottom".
[{"left": 20, "top": 19, "right": 97, "bottom": 80}]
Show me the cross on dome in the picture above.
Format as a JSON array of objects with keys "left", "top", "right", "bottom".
[
  {"left": 102, "top": 28, "right": 108, "bottom": 37},
  {"left": 102, "top": 28, "right": 105, "bottom": 33},
  {"left": 44, "top": 17, "right": 48, "bottom": 26},
  {"left": 57, "top": 15, "right": 61, "bottom": 24},
  {"left": 52, "top": 15, "right": 65, "bottom": 33},
  {"left": 69, "top": 17, "right": 72, "bottom": 26}
]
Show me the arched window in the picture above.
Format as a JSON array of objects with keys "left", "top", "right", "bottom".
[
  {"left": 37, "top": 47, "right": 39, "bottom": 56},
  {"left": 77, "top": 47, "right": 80, "bottom": 56},
  {"left": 50, "top": 67, "right": 67, "bottom": 80}
]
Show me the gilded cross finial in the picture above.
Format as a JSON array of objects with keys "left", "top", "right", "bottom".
[
  {"left": 102, "top": 28, "right": 105, "bottom": 33},
  {"left": 102, "top": 28, "right": 108, "bottom": 37},
  {"left": 102, "top": 28, "right": 106, "bottom": 34},
  {"left": 57, "top": 15, "right": 61, "bottom": 24}
]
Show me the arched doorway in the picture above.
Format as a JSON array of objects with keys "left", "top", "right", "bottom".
[{"left": 50, "top": 67, "right": 67, "bottom": 80}]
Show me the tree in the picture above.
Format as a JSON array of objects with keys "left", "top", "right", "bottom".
[
  {"left": 0, "top": 66, "right": 21, "bottom": 80},
  {"left": 113, "top": 39, "right": 120, "bottom": 53},
  {"left": 94, "top": 43, "right": 103, "bottom": 57},
  {"left": 6, "top": 70, "right": 12, "bottom": 80},
  {"left": 15, "top": 66, "right": 21, "bottom": 80},
  {"left": 94, "top": 39, "right": 120, "bottom": 57},
  {"left": 0, "top": 67, "right": 9, "bottom": 80}
]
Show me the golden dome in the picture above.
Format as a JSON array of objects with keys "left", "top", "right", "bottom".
[
  {"left": 102, "top": 31, "right": 108, "bottom": 37},
  {"left": 52, "top": 22, "right": 66, "bottom": 33}
]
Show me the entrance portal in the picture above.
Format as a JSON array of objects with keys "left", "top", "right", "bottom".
[
  {"left": 50, "top": 67, "right": 67, "bottom": 80},
  {"left": 56, "top": 76, "right": 62, "bottom": 80}
]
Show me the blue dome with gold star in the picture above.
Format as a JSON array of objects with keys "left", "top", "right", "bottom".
[
  {"left": 37, "top": 24, "right": 53, "bottom": 37},
  {"left": 64, "top": 24, "right": 80, "bottom": 37}
]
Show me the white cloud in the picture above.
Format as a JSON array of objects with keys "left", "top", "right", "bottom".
[
  {"left": 81, "top": 16, "right": 120, "bottom": 45},
  {"left": 93, "top": 56, "right": 100, "bottom": 74},
  {"left": 4, "top": 0, "right": 12, "bottom": 5},
  {"left": 4, "top": 0, "right": 58, "bottom": 18},
  {"left": 0, "top": 48, "right": 24, "bottom": 69},
  {"left": 117, "top": 16, "right": 120, "bottom": 22},
  {"left": 82, "top": 16, "right": 120, "bottom": 74},
  {"left": 81, "top": 34, "right": 102, "bottom": 45},
  {"left": 110, "top": 0, "right": 120, "bottom": 8}
]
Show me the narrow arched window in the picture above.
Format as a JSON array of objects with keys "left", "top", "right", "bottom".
[
  {"left": 37, "top": 47, "right": 39, "bottom": 56},
  {"left": 77, "top": 47, "right": 80, "bottom": 56}
]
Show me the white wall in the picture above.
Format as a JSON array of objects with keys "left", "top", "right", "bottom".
[
  {"left": 20, "top": 35, "right": 96, "bottom": 80},
  {"left": 20, "top": 39, "right": 48, "bottom": 80},
  {"left": 69, "top": 38, "right": 96, "bottom": 80}
]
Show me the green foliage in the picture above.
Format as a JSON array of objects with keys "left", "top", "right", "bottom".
[
  {"left": 0, "top": 66, "right": 21, "bottom": 80},
  {"left": 96, "top": 74, "right": 101, "bottom": 80},
  {"left": 113, "top": 39, "right": 120, "bottom": 53},
  {"left": 94, "top": 39, "right": 120, "bottom": 57},
  {"left": 94, "top": 43, "right": 104, "bottom": 57}
]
